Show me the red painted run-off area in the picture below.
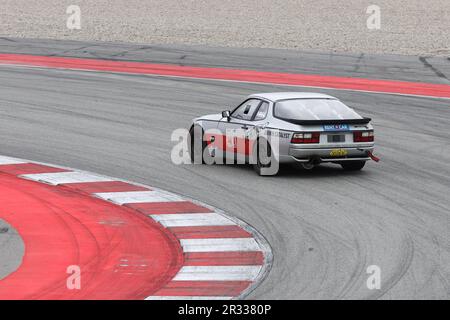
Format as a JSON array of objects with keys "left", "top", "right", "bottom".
[
  {"left": 0, "top": 53, "right": 449, "bottom": 98},
  {"left": 0, "top": 172, "right": 183, "bottom": 300}
]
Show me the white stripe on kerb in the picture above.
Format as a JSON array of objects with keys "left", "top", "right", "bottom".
[
  {"left": 180, "top": 238, "right": 261, "bottom": 252},
  {"left": 150, "top": 213, "right": 235, "bottom": 227},
  {"left": 0, "top": 156, "right": 27, "bottom": 165},
  {"left": 146, "top": 296, "right": 232, "bottom": 300},
  {"left": 94, "top": 190, "right": 184, "bottom": 204},
  {"left": 20, "top": 171, "right": 113, "bottom": 185},
  {"left": 173, "top": 266, "right": 262, "bottom": 281}
]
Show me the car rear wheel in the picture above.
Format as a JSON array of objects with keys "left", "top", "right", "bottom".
[
  {"left": 253, "top": 139, "right": 277, "bottom": 176},
  {"left": 340, "top": 160, "right": 366, "bottom": 171}
]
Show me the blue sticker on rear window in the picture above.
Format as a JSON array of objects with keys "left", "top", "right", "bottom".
[{"left": 323, "top": 124, "right": 349, "bottom": 131}]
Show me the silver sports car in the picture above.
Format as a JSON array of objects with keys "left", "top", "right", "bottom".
[{"left": 189, "top": 92, "right": 378, "bottom": 175}]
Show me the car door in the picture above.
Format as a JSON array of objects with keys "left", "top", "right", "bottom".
[
  {"left": 244, "top": 100, "right": 270, "bottom": 162},
  {"left": 217, "top": 98, "right": 263, "bottom": 162}
]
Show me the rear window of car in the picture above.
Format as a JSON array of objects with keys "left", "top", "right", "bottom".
[{"left": 274, "top": 99, "right": 362, "bottom": 120}]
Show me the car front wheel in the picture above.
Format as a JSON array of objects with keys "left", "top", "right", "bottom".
[{"left": 189, "top": 126, "right": 206, "bottom": 164}]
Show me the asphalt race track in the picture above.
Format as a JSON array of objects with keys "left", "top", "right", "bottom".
[{"left": 0, "top": 40, "right": 449, "bottom": 299}]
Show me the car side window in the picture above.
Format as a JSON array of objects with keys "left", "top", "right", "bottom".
[
  {"left": 231, "top": 99, "right": 261, "bottom": 121},
  {"left": 254, "top": 101, "right": 269, "bottom": 121}
]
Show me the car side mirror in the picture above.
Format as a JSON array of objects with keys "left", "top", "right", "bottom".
[{"left": 222, "top": 110, "right": 231, "bottom": 121}]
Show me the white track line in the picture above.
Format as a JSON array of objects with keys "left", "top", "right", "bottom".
[
  {"left": 20, "top": 171, "right": 113, "bottom": 185},
  {"left": 180, "top": 238, "right": 260, "bottom": 252},
  {"left": 0, "top": 156, "right": 27, "bottom": 165},
  {"left": 173, "top": 266, "right": 262, "bottom": 281},
  {"left": 94, "top": 190, "right": 184, "bottom": 204},
  {"left": 150, "top": 213, "right": 235, "bottom": 227}
]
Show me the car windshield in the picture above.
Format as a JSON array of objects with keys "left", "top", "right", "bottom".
[{"left": 274, "top": 99, "right": 362, "bottom": 120}]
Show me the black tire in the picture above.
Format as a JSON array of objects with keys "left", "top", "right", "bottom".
[
  {"left": 252, "top": 139, "right": 277, "bottom": 176},
  {"left": 340, "top": 160, "right": 366, "bottom": 171},
  {"left": 189, "top": 126, "right": 207, "bottom": 164}
]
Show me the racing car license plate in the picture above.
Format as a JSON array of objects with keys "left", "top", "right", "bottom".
[
  {"left": 329, "top": 149, "right": 348, "bottom": 157},
  {"left": 323, "top": 124, "right": 349, "bottom": 131}
]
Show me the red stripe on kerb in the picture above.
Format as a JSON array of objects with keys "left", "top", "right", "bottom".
[
  {"left": 169, "top": 225, "right": 252, "bottom": 238},
  {"left": 61, "top": 181, "right": 150, "bottom": 193},
  {"left": 0, "top": 163, "right": 69, "bottom": 175},
  {"left": 0, "top": 53, "right": 449, "bottom": 98},
  {"left": 153, "top": 280, "right": 251, "bottom": 297},
  {"left": 0, "top": 172, "right": 183, "bottom": 299},
  {"left": 184, "top": 252, "right": 264, "bottom": 266},
  {"left": 126, "top": 201, "right": 213, "bottom": 214}
]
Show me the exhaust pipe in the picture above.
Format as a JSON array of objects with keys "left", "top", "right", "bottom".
[
  {"left": 301, "top": 162, "right": 315, "bottom": 170},
  {"left": 301, "top": 156, "right": 321, "bottom": 170}
]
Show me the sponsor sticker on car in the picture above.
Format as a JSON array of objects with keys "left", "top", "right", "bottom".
[{"left": 323, "top": 124, "right": 349, "bottom": 131}]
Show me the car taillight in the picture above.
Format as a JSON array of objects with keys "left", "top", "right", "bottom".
[
  {"left": 291, "top": 132, "right": 320, "bottom": 144},
  {"left": 353, "top": 130, "right": 374, "bottom": 142}
]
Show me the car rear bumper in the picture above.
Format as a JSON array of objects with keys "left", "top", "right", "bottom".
[{"left": 284, "top": 145, "right": 374, "bottom": 163}]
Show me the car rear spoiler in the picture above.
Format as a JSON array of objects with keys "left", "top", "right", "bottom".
[{"left": 279, "top": 117, "right": 372, "bottom": 125}]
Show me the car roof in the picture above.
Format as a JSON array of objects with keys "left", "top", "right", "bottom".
[{"left": 248, "top": 92, "right": 337, "bottom": 102}]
